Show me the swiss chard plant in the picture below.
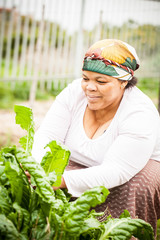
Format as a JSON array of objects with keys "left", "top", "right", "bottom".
[{"left": 0, "top": 105, "right": 154, "bottom": 240}]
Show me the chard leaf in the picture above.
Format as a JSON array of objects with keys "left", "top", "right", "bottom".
[
  {"left": 119, "top": 209, "right": 130, "bottom": 218},
  {"left": 0, "top": 146, "right": 18, "bottom": 165},
  {"left": 50, "top": 212, "right": 63, "bottom": 240},
  {"left": 4, "top": 161, "right": 25, "bottom": 205},
  {"left": 0, "top": 166, "right": 5, "bottom": 175},
  {"left": 79, "top": 216, "right": 102, "bottom": 239},
  {"left": 31, "top": 209, "right": 54, "bottom": 240},
  {"left": 99, "top": 217, "right": 154, "bottom": 240},
  {"left": 47, "top": 171, "right": 57, "bottom": 186},
  {"left": 13, "top": 202, "right": 30, "bottom": 237},
  {"left": 4, "top": 160, "right": 31, "bottom": 209},
  {"left": 0, "top": 185, "right": 12, "bottom": 215},
  {"left": 7, "top": 212, "right": 18, "bottom": 227},
  {"left": 55, "top": 189, "right": 69, "bottom": 206},
  {"left": 14, "top": 105, "right": 34, "bottom": 155},
  {"left": 41, "top": 141, "right": 70, "bottom": 187},
  {"left": 29, "top": 190, "right": 39, "bottom": 213},
  {"left": 60, "top": 186, "right": 109, "bottom": 238},
  {"left": 15, "top": 149, "right": 56, "bottom": 205},
  {"left": 0, "top": 214, "right": 20, "bottom": 239}
]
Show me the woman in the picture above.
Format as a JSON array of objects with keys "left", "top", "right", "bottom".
[{"left": 32, "top": 39, "right": 160, "bottom": 235}]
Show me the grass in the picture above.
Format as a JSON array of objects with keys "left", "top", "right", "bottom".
[
  {"left": 137, "top": 77, "right": 159, "bottom": 107},
  {"left": 0, "top": 80, "right": 57, "bottom": 109}
]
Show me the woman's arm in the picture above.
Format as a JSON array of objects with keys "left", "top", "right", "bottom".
[{"left": 63, "top": 110, "right": 159, "bottom": 197}]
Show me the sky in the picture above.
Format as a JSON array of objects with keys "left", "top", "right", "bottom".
[{"left": 0, "top": 0, "right": 160, "bottom": 33}]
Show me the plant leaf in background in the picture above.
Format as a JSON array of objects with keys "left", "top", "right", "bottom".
[
  {"left": 41, "top": 140, "right": 70, "bottom": 187},
  {"left": 14, "top": 105, "right": 34, "bottom": 155}
]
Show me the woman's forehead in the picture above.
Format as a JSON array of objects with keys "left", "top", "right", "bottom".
[{"left": 82, "top": 70, "right": 116, "bottom": 81}]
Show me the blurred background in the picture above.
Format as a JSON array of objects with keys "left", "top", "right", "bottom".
[{"left": 0, "top": 0, "right": 160, "bottom": 149}]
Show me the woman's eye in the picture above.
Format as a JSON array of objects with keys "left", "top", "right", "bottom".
[
  {"left": 97, "top": 80, "right": 106, "bottom": 84},
  {"left": 83, "top": 78, "right": 88, "bottom": 81}
]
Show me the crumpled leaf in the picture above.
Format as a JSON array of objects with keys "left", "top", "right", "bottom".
[
  {"left": 59, "top": 186, "right": 109, "bottom": 238},
  {"left": 15, "top": 149, "right": 56, "bottom": 206},
  {"left": 99, "top": 217, "right": 154, "bottom": 240}
]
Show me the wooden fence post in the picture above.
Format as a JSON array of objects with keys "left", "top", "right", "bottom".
[
  {"left": 29, "top": 2, "right": 45, "bottom": 107},
  {"left": 74, "top": 0, "right": 85, "bottom": 79}
]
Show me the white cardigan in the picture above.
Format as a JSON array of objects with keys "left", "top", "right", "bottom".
[{"left": 32, "top": 78, "right": 160, "bottom": 197}]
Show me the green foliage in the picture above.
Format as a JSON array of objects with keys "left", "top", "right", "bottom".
[
  {"left": 41, "top": 141, "right": 70, "bottom": 187},
  {"left": 137, "top": 77, "right": 159, "bottom": 102},
  {"left": 0, "top": 82, "right": 14, "bottom": 109},
  {"left": 0, "top": 105, "right": 155, "bottom": 239},
  {"left": 14, "top": 105, "right": 34, "bottom": 155},
  {"left": 98, "top": 217, "right": 154, "bottom": 240},
  {"left": 13, "top": 81, "right": 30, "bottom": 100},
  {"left": 0, "top": 80, "right": 55, "bottom": 109}
]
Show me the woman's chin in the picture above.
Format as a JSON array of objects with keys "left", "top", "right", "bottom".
[{"left": 87, "top": 102, "right": 100, "bottom": 111}]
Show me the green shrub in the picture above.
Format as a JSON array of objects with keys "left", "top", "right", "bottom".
[
  {"left": 12, "top": 81, "right": 30, "bottom": 100},
  {"left": 137, "top": 77, "right": 159, "bottom": 99},
  {"left": 0, "top": 82, "right": 14, "bottom": 109}
]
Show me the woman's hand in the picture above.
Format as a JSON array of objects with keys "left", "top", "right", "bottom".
[
  {"left": 23, "top": 166, "right": 66, "bottom": 191},
  {"left": 52, "top": 176, "right": 67, "bottom": 190}
]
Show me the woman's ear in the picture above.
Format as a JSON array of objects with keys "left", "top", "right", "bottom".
[{"left": 121, "top": 81, "right": 128, "bottom": 89}]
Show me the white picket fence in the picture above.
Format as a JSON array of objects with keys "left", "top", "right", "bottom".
[{"left": 0, "top": 0, "right": 160, "bottom": 92}]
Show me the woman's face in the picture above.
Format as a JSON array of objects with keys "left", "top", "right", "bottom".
[{"left": 81, "top": 71, "right": 126, "bottom": 111}]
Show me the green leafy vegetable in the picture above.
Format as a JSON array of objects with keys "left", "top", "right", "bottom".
[
  {"left": 98, "top": 217, "right": 154, "bottom": 240},
  {"left": 0, "top": 105, "right": 155, "bottom": 240},
  {"left": 58, "top": 186, "right": 110, "bottom": 238},
  {"left": 14, "top": 105, "right": 34, "bottom": 155},
  {"left": 0, "top": 214, "right": 22, "bottom": 240},
  {"left": 41, "top": 140, "right": 70, "bottom": 187},
  {"left": 0, "top": 185, "right": 12, "bottom": 215}
]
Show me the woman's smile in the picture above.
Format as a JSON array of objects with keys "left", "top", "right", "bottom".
[{"left": 86, "top": 94, "right": 101, "bottom": 102}]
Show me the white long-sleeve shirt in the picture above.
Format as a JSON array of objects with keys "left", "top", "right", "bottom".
[{"left": 32, "top": 78, "right": 160, "bottom": 197}]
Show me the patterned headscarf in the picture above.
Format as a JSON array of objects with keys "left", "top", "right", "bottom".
[{"left": 82, "top": 39, "right": 140, "bottom": 81}]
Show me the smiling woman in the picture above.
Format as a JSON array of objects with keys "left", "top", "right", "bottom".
[
  {"left": 82, "top": 72, "right": 126, "bottom": 138},
  {"left": 32, "top": 39, "right": 160, "bottom": 237}
]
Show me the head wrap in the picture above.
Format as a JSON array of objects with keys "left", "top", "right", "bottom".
[{"left": 82, "top": 39, "right": 140, "bottom": 81}]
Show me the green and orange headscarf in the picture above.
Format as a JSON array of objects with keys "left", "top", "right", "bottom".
[{"left": 82, "top": 39, "right": 140, "bottom": 81}]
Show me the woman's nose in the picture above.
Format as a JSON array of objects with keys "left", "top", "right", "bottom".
[{"left": 86, "top": 81, "right": 97, "bottom": 91}]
